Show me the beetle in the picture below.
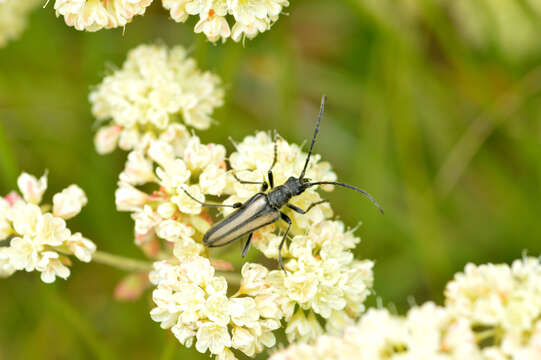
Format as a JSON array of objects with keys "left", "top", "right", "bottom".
[{"left": 183, "top": 95, "right": 383, "bottom": 270}]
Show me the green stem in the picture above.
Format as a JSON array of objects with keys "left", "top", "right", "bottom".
[
  {"left": 91, "top": 251, "right": 243, "bottom": 285},
  {"left": 92, "top": 251, "right": 153, "bottom": 272}
]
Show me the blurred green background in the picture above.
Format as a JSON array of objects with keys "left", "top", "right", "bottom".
[{"left": 1, "top": 1, "right": 541, "bottom": 359}]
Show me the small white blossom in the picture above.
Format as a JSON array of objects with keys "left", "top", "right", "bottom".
[
  {"left": 115, "top": 183, "right": 149, "bottom": 212},
  {"left": 94, "top": 125, "right": 122, "bottom": 154},
  {"left": 66, "top": 233, "right": 96, "bottom": 263},
  {"left": 17, "top": 172, "right": 47, "bottom": 205},
  {"left": 91, "top": 44, "right": 224, "bottom": 153},
  {"left": 37, "top": 251, "right": 71, "bottom": 283},
  {"left": 53, "top": 185, "right": 88, "bottom": 219}
]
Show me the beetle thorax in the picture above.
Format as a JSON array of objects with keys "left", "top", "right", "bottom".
[{"left": 267, "top": 177, "right": 307, "bottom": 209}]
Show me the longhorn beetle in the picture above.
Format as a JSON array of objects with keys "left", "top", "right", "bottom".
[{"left": 183, "top": 95, "right": 383, "bottom": 270}]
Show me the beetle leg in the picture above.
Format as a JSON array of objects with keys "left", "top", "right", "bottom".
[
  {"left": 182, "top": 187, "right": 242, "bottom": 208},
  {"left": 242, "top": 233, "right": 253, "bottom": 258},
  {"left": 286, "top": 200, "right": 328, "bottom": 214},
  {"left": 231, "top": 172, "right": 269, "bottom": 192},
  {"left": 267, "top": 170, "right": 274, "bottom": 189},
  {"left": 278, "top": 212, "right": 292, "bottom": 271}
]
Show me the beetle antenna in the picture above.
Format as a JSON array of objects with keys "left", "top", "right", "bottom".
[
  {"left": 307, "top": 181, "right": 384, "bottom": 214},
  {"left": 300, "top": 95, "right": 327, "bottom": 180}
]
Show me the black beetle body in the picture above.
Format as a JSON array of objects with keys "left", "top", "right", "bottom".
[{"left": 183, "top": 96, "right": 382, "bottom": 270}]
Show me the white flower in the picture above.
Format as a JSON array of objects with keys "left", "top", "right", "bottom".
[
  {"left": 0, "top": 0, "right": 39, "bottom": 48},
  {"left": 54, "top": 0, "right": 153, "bottom": 31},
  {"left": 229, "top": 297, "right": 259, "bottom": 328},
  {"left": 162, "top": 0, "right": 289, "bottom": 42},
  {"left": 53, "top": 185, "right": 88, "bottom": 219},
  {"left": 156, "top": 219, "right": 193, "bottom": 242},
  {"left": 94, "top": 125, "right": 122, "bottom": 154},
  {"left": 199, "top": 164, "right": 227, "bottom": 196},
  {"left": 36, "top": 213, "right": 71, "bottom": 247},
  {"left": 37, "top": 251, "right": 71, "bottom": 283},
  {"left": 66, "top": 233, "right": 96, "bottom": 263},
  {"left": 17, "top": 172, "right": 47, "bottom": 205},
  {"left": 0, "top": 248, "right": 16, "bottom": 277},
  {"left": 196, "top": 323, "right": 232, "bottom": 355},
  {"left": 204, "top": 294, "right": 231, "bottom": 326},
  {"left": 9, "top": 202, "right": 42, "bottom": 238},
  {"left": 91, "top": 44, "right": 224, "bottom": 153},
  {"left": 0, "top": 198, "right": 13, "bottom": 239},
  {"left": 115, "top": 183, "right": 149, "bottom": 212},
  {"left": 172, "top": 185, "right": 204, "bottom": 215},
  {"left": 194, "top": 15, "right": 231, "bottom": 42},
  {"left": 285, "top": 309, "right": 323, "bottom": 343},
  {"left": 119, "top": 151, "right": 156, "bottom": 185},
  {"left": 9, "top": 236, "right": 41, "bottom": 272}
]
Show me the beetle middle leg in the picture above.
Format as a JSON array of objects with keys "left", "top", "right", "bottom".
[
  {"left": 286, "top": 200, "right": 329, "bottom": 214},
  {"left": 278, "top": 212, "right": 292, "bottom": 271},
  {"left": 241, "top": 233, "right": 253, "bottom": 258},
  {"left": 181, "top": 187, "right": 243, "bottom": 208}
]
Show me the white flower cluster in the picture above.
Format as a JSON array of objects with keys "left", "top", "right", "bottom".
[
  {"left": 53, "top": 0, "right": 152, "bottom": 32},
  {"left": 150, "top": 257, "right": 281, "bottom": 360},
  {"left": 162, "top": 0, "right": 290, "bottom": 42},
  {"left": 53, "top": 0, "right": 290, "bottom": 42},
  {"left": 270, "top": 257, "right": 541, "bottom": 360},
  {"left": 0, "top": 173, "right": 95, "bottom": 283},
  {"left": 0, "top": 0, "right": 39, "bottom": 48},
  {"left": 91, "top": 44, "right": 224, "bottom": 154},
  {"left": 114, "top": 127, "right": 374, "bottom": 358}
]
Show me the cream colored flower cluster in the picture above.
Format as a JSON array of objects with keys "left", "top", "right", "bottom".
[
  {"left": 0, "top": 173, "right": 96, "bottom": 283},
  {"left": 114, "top": 127, "right": 374, "bottom": 358},
  {"left": 150, "top": 257, "right": 282, "bottom": 360},
  {"left": 162, "top": 0, "right": 290, "bottom": 42},
  {"left": 54, "top": 0, "right": 153, "bottom": 31},
  {"left": 91, "top": 44, "right": 224, "bottom": 154},
  {"left": 0, "top": 0, "right": 39, "bottom": 48},
  {"left": 270, "top": 257, "right": 541, "bottom": 360}
]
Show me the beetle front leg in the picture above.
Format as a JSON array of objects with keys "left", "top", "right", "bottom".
[
  {"left": 241, "top": 233, "right": 253, "bottom": 258},
  {"left": 181, "top": 187, "right": 242, "bottom": 209},
  {"left": 287, "top": 200, "right": 329, "bottom": 214},
  {"left": 278, "top": 212, "right": 292, "bottom": 271},
  {"left": 231, "top": 172, "right": 269, "bottom": 192}
]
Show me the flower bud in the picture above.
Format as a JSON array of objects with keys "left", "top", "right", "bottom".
[
  {"left": 53, "top": 185, "right": 88, "bottom": 219},
  {"left": 17, "top": 172, "right": 47, "bottom": 205}
]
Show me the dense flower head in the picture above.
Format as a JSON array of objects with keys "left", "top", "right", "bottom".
[
  {"left": 0, "top": 172, "right": 95, "bottom": 283},
  {"left": 162, "top": 0, "right": 290, "bottom": 43},
  {"left": 91, "top": 44, "right": 224, "bottom": 154},
  {"left": 0, "top": 0, "right": 40, "bottom": 48},
  {"left": 270, "top": 257, "right": 541, "bottom": 360},
  {"left": 53, "top": 0, "right": 153, "bottom": 31},
  {"left": 114, "top": 127, "right": 374, "bottom": 358}
]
